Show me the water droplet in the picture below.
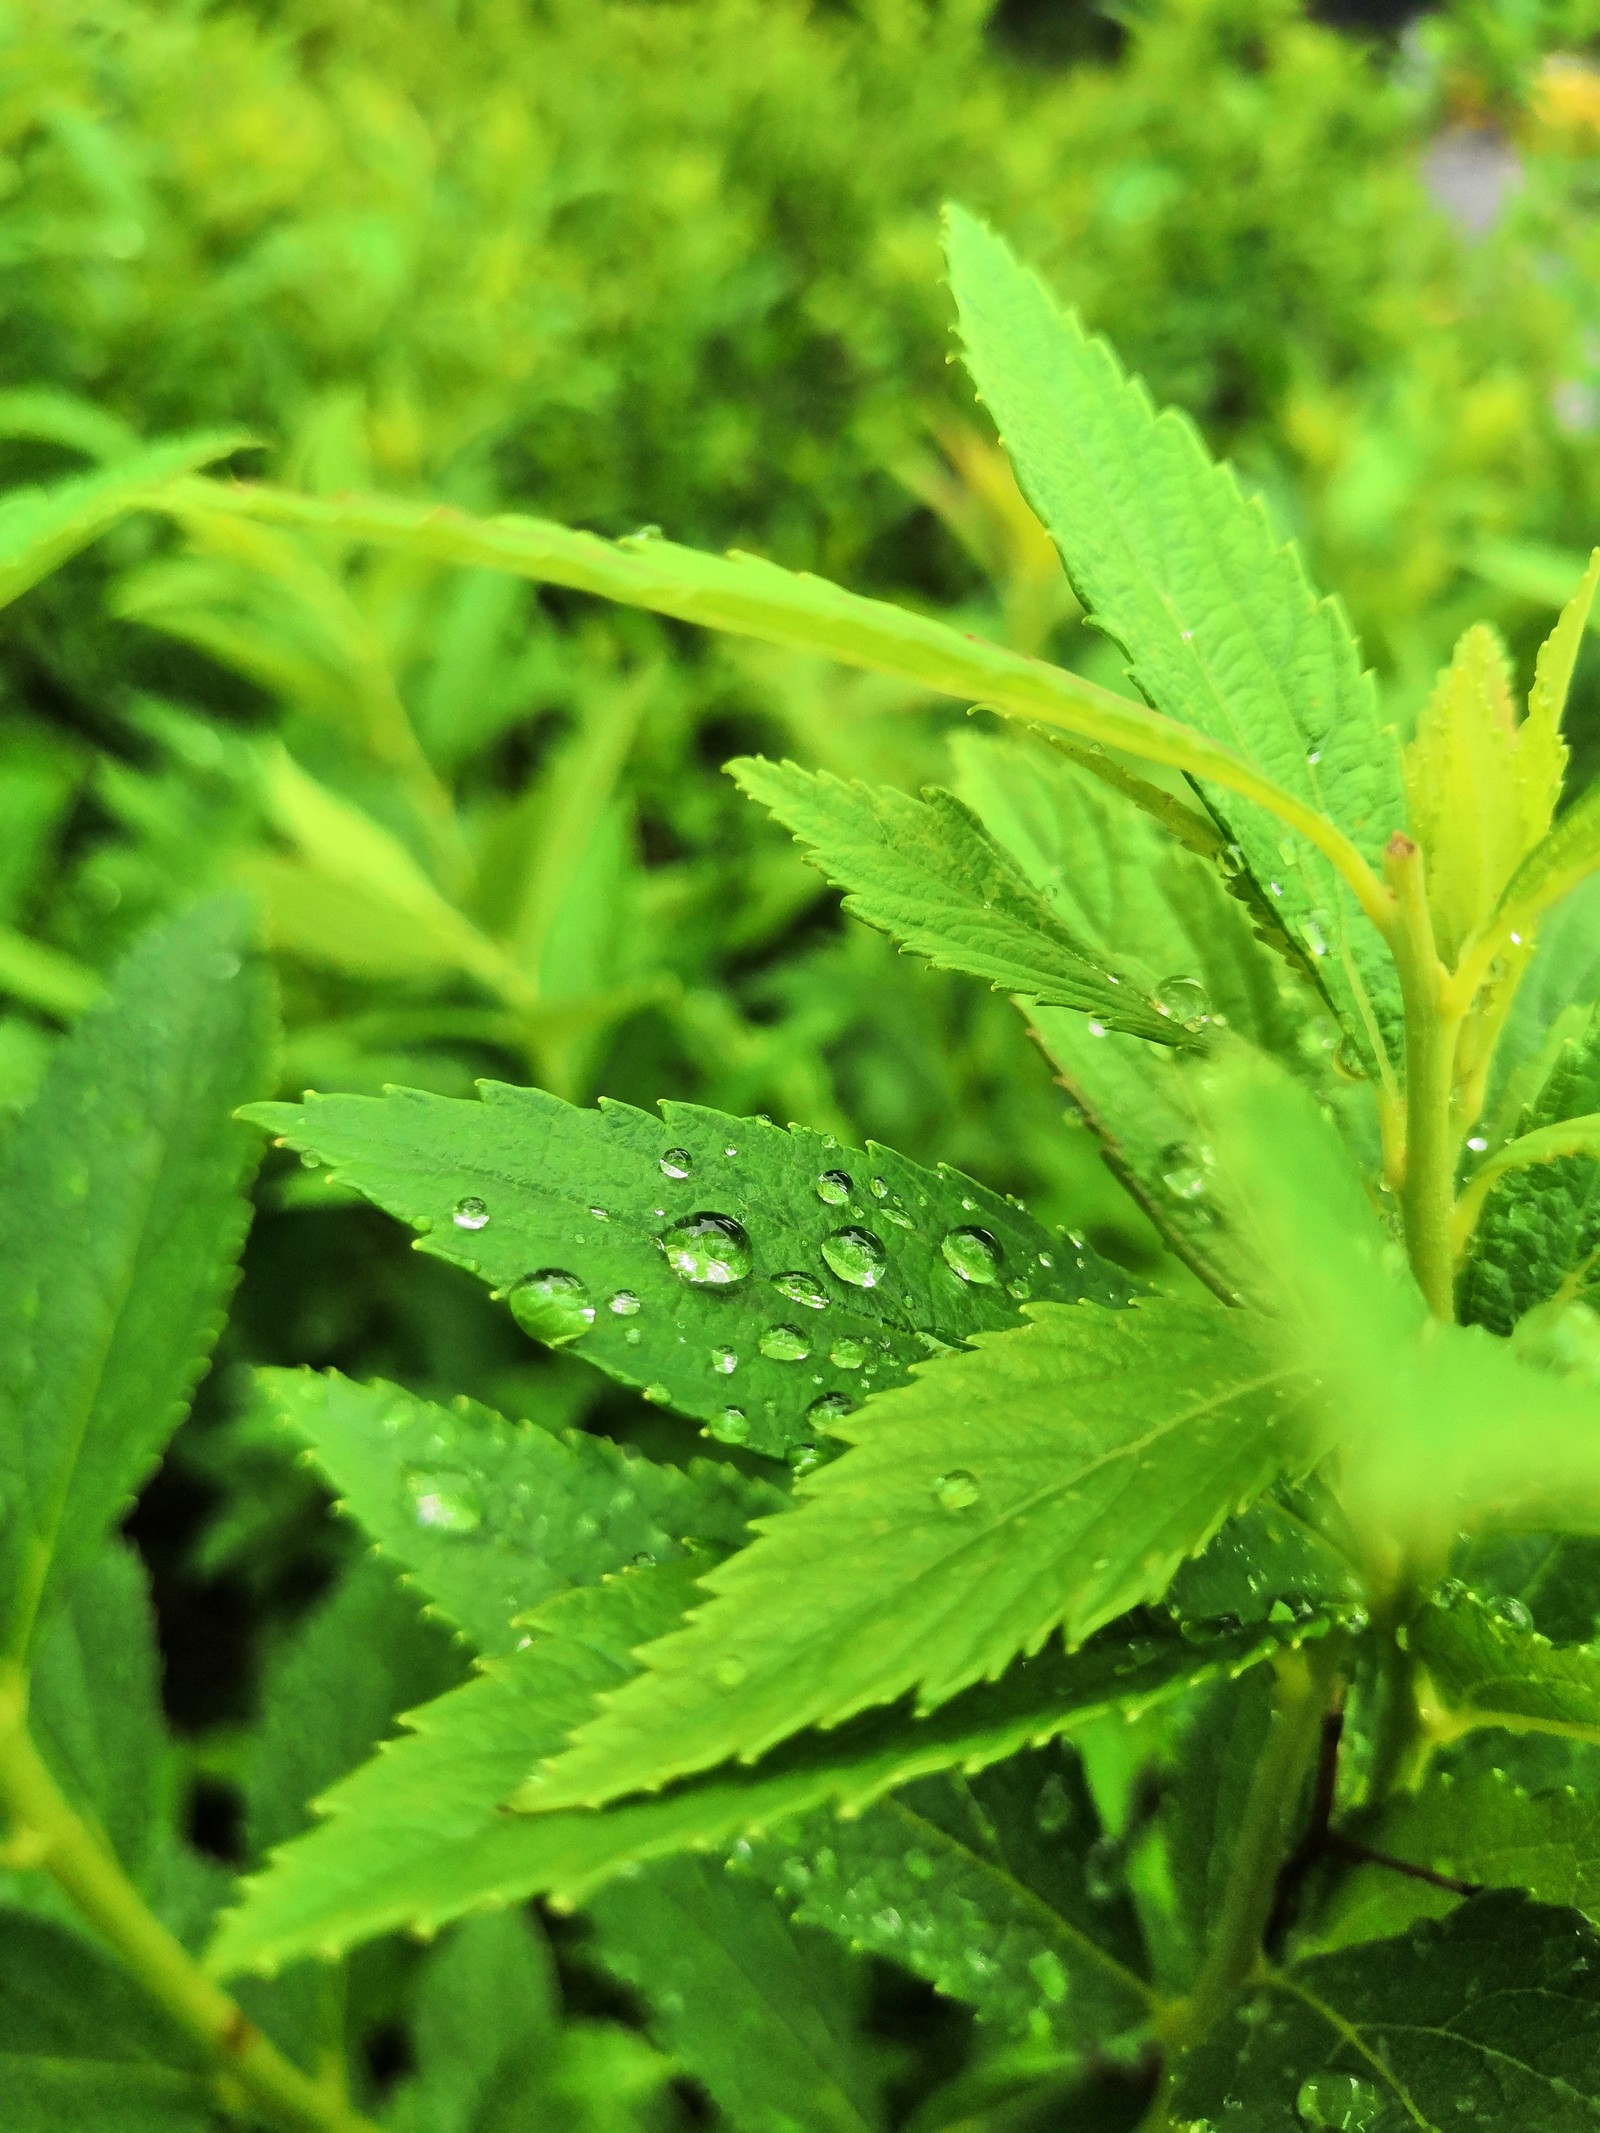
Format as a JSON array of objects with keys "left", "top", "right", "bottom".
[
  {"left": 1492, "top": 1595, "right": 1533, "bottom": 1632},
  {"left": 1038, "top": 1250, "right": 1054, "bottom": 1268},
  {"left": 714, "top": 1656, "right": 747, "bottom": 1688},
  {"left": 1333, "top": 1032, "right": 1369, "bottom": 1081},
  {"left": 404, "top": 1469, "right": 483, "bottom": 1535},
  {"left": 717, "top": 1406, "right": 749, "bottom": 1442},
  {"left": 1218, "top": 841, "right": 1246, "bottom": 879},
  {"left": 940, "top": 1226, "right": 1002, "bottom": 1285},
  {"left": 816, "top": 1169, "right": 852, "bottom": 1205},
  {"left": 771, "top": 1270, "right": 829, "bottom": 1310},
  {"left": 624, "top": 1327, "right": 641, "bottom": 1345},
  {"left": 808, "top": 1392, "right": 856, "bottom": 1426},
  {"left": 1466, "top": 1134, "right": 1488, "bottom": 1154},
  {"left": 830, "top": 1338, "right": 866, "bottom": 1369},
  {"left": 1154, "top": 974, "right": 1211, "bottom": 1029},
  {"left": 1028, "top": 1950, "right": 1068, "bottom": 2003},
  {"left": 661, "top": 1212, "right": 753, "bottom": 1287},
  {"left": 1086, "top": 1019, "right": 1108, "bottom": 1038},
  {"left": 1301, "top": 911, "right": 1331, "bottom": 959},
  {"left": 1294, "top": 2072, "right": 1384, "bottom": 2130},
  {"left": 509, "top": 1269, "right": 595, "bottom": 1343},
  {"left": 608, "top": 1290, "right": 641, "bottom": 1316},
  {"left": 787, "top": 1442, "right": 823, "bottom": 1476},
  {"left": 759, "top": 1324, "right": 812, "bottom": 1362},
  {"left": 659, "top": 1148, "right": 693, "bottom": 1179},
  {"left": 934, "top": 1469, "right": 981, "bottom": 1511},
  {"left": 869, "top": 1176, "right": 889, "bottom": 1198},
  {"left": 821, "top": 1226, "right": 887, "bottom": 1288},
  {"left": 643, "top": 1383, "right": 671, "bottom": 1404},
  {"left": 712, "top": 1346, "right": 738, "bottom": 1375},
  {"left": 1084, "top": 1837, "right": 1121, "bottom": 1904},
  {"left": 1160, "top": 1142, "right": 1208, "bottom": 1201},
  {"left": 1005, "top": 1278, "right": 1030, "bottom": 1301},
  {"left": 452, "top": 1195, "right": 489, "bottom": 1231},
  {"left": 1034, "top": 1773, "right": 1074, "bottom": 1836}
]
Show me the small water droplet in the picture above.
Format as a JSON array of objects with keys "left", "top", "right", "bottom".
[
  {"left": 712, "top": 1346, "right": 738, "bottom": 1375},
  {"left": 624, "top": 1326, "right": 641, "bottom": 1344},
  {"left": 1034, "top": 1773, "right": 1074, "bottom": 1836},
  {"left": 934, "top": 1469, "right": 981, "bottom": 1511},
  {"left": 1038, "top": 1250, "right": 1054, "bottom": 1268},
  {"left": 1086, "top": 1019, "right": 1108, "bottom": 1038},
  {"left": 869, "top": 1176, "right": 889, "bottom": 1198},
  {"left": 787, "top": 1442, "right": 823, "bottom": 1476},
  {"left": 1333, "top": 1032, "right": 1369, "bottom": 1081},
  {"left": 808, "top": 1392, "right": 856, "bottom": 1426},
  {"left": 1006, "top": 1277, "right": 1031, "bottom": 1300},
  {"left": 1300, "top": 911, "right": 1331, "bottom": 960},
  {"left": 821, "top": 1226, "right": 887, "bottom": 1287},
  {"left": 659, "top": 1148, "right": 693, "bottom": 1179},
  {"left": 771, "top": 1270, "right": 830, "bottom": 1310},
  {"left": 1084, "top": 1836, "right": 1121, "bottom": 1904},
  {"left": 1492, "top": 1595, "right": 1532, "bottom": 1632},
  {"left": 1466, "top": 1134, "right": 1488, "bottom": 1154},
  {"left": 830, "top": 1338, "right": 866, "bottom": 1369},
  {"left": 643, "top": 1382, "right": 671, "bottom": 1404},
  {"left": 452, "top": 1196, "right": 489, "bottom": 1231},
  {"left": 717, "top": 1406, "right": 749, "bottom": 1441},
  {"left": 1160, "top": 1142, "right": 1208, "bottom": 1201},
  {"left": 608, "top": 1290, "right": 641, "bottom": 1316},
  {"left": 759, "top": 1324, "right": 812, "bottom": 1362},
  {"left": 1154, "top": 974, "right": 1211, "bottom": 1029},
  {"left": 404, "top": 1469, "right": 483, "bottom": 1535},
  {"left": 816, "top": 1169, "right": 852, "bottom": 1205},
  {"left": 940, "top": 1226, "right": 1001, "bottom": 1284},
  {"left": 1295, "top": 2072, "right": 1384, "bottom": 2130},
  {"left": 1218, "top": 842, "right": 1246, "bottom": 880},
  {"left": 661, "top": 1212, "right": 753, "bottom": 1287},
  {"left": 509, "top": 1269, "right": 595, "bottom": 1343}
]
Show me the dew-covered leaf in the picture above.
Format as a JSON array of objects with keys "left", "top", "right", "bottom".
[
  {"left": 588, "top": 1857, "right": 885, "bottom": 2133},
  {"left": 741, "top": 1748, "right": 1153, "bottom": 2054},
  {"left": 1171, "top": 1891, "right": 1600, "bottom": 2130},
  {"left": 1409, "top": 1586, "right": 1600, "bottom": 1744},
  {"left": 944, "top": 206, "right": 1405, "bottom": 1075},
  {"left": 729, "top": 757, "right": 1180, "bottom": 1040},
  {"left": 517, "top": 1300, "right": 1321, "bottom": 1812},
  {"left": 0, "top": 899, "right": 272, "bottom": 1658},
  {"left": 258, "top": 1367, "right": 778, "bottom": 1654},
  {"left": 1165, "top": 1491, "right": 1365, "bottom": 1635},
  {"left": 243, "top": 1086, "right": 1133, "bottom": 1458}
]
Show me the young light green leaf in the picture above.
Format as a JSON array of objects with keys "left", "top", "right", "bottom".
[
  {"left": 1497, "top": 773, "right": 1600, "bottom": 938},
  {"left": 943, "top": 205, "right": 1405, "bottom": 1074},
  {"left": 0, "top": 430, "right": 249, "bottom": 612},
  {"left": 1172, "top": 1891, "right": 1600, "bottom": 2130},
  {"left": 1410, "top": 1586, "right": 1600, "bottom": 1744},
  {"left": 207, "top": 1561, "right": 1309, "bottom": 1977},
  {"left": 0, "top": 1911, "right": 217, "bottom": 2131},
  {"left": 729, "top": 758, "right": 1183, "bottom": 1041},
  {"left": 1459, "top": 1005, "right": 1600, "bottom": 1333},
  {"left": 518, "top": 1299, "right": 1320, "bottom": 1812},
  {"left": 588, "top": 1857, "right": 885, "bottom": 2133},
  {"left": 1494, "top": 873, "right": 1600, "bottom": 1104},
  {"left": 951, "top": 729, "right": 1349, "bottom": 1300},
  {"left": 244, "top": 1085, "right": 1134, "bottom": 1458},
  {"left": 741, "top": 1749, "right": 1153, "bottom": 2053},
  {"left": 0, "top": 899, "right": 272, "bottom": 1659},
  {"left": 258, "top": 1368, "right": 779, "bottom": 1655}
]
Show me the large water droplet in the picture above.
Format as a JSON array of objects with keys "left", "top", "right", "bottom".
[
  {"left": 830, "top": 1338, "right": 866, "bottom": 1370},
  {"left": 509, "top": 1269, "right": 595, "bottom": 1343},
  {"left": 816, "top": 1169, "right": 852, "bottom": 1205},
  {"left": 659, "top": 1148, "right": 693, "bottom": 1179},
  {"left": 940, "top": 1226, "right": 1002, "bottom": 1285},
  {"left": 608, "top": 1290, "right": 641, "bottom": 1317},
  {"left": 759, "top": 1324, "right": 812, "bottom": 1362},
  {"left": 1294, "top": 2073, "right": 1384, "bottom": 2130},
  {"left": 405, "top": 1469, "right": 483, "bottom": 1534},
  {"left": 771, "top": 1270, "right": 830, "bottom": 1310},
  {"left": 661, "top": 1212, "right": 753, "bottom": 1287},
  {"left": 452, "top": 1195, "right": 489, "bottom": 1231},
  {"left": 822, "top": 1226, "right": 887, "bottom": 1287},
  {"left": 1160, "top": 1142, "right": 1208, "bottom": 1201},
  {"left": 1154, "top": 974, "right": 1211, "bottom": 1029},
  {"left": 934, "top": 1469, "right": 981, "bottom": 1511},
  {"left": 808, "top": 1391, "right": 856, "bottom": 1426}
]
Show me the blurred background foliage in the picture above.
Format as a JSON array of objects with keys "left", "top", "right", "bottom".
[{"left": 6, "top": 0, "right": 1600, "bottom": 2118}]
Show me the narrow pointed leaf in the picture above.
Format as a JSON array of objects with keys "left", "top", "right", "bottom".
[
  {"left": 243, "top": 1086, "right": 1134, "bottom": 1458},
  {"left": 0, "top": 900, "right": 272, "bottom": 1658},
  {"left": 943, "top": 205, "right": 1405, "bottom": 1072}
]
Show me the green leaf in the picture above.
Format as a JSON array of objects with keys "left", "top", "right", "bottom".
[
  {"left": 1171, "top": 1891, "right": 1600, "bottom": 2130},
  {"left": 0, "top": 1911, "right": 217, "bottom": 2131},
  {"left": 740, "top": 1749, "right": 1152, "bottom": 2053},
  {"left": 0, "top": 899, "right": 272, "bottom": 1658},
  {"left": 1498, "top": 772, "right": 1600, "bottom": 938},
  {"left": 207, "top": 1560, "right": 1308, "bottom": 1976},
  {"left": 1495, "top": 873, "right": 1600, "bottom": 1102},
  {"left": 0, "top": 431, "right": 248, "bottom": 612},
  {"left": 1409, "top": 1586, "right": 1600, "bottom": 1744},
  {"left": 258, "top": 1368, "right": 779, "bottom": 1656},
  {"left": 728, "top": 757, "right": 1182, "bottom": 1041},
  {"left": 1154, "top": 1664, "right": 1281, "bottom": 1985},
  {"left": 1165, "top": 1492, "right": 1365, "bottom": 1634},
  {"left": 1318, "top": 1769, "right": 1600, "bottom": 1952},
  {"left": 943, "top": 205, "right": 1405, "bottom": 1073},
  {"left": 950, "top": 728, "right": 1345, "bottom": 1299},
  {"left": 243, "top": 1086, "right": 1134, "bottom": 1458},
  {"left": 519, "top": 1299, "right": 1320, "bottom": 1812},
  {"left": 588, "top": 1857, "right": 885, "bottom": 2133},
  {"left": 1450, "top": 1531, "right": 1600, "bottom": 1645},
  {"left": 1459, "top": 1005, "right": 1600, "bottom": 1334}
]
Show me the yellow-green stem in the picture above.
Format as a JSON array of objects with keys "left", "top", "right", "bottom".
[
  {"left": 0, "top": 1666, "right": 377, "bottom": 2133},
  {"left": 1385, "top": 836, "right": 1458, "bottom": 1321}
]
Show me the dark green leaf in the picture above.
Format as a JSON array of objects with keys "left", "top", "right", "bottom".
[
  {"left": 243, "top": 1086, "right": 1133, "bottom": 1458},
  {"left": 0, "top": 899, "right": 272, "bottom": 1658},
  {"left": 1408, "top": 1587, "right": 1600, "bottom": 1743},
  {"left": 258, "top": 1368, "right": 778, "bottom": 1657}
]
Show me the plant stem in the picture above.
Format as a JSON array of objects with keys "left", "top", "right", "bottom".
[
  {"left": 1384, "top": 835, "right": 1458, "bottom": 1321},
  {"left": 0, "top": 1666, "right": 377, "bottom": 2133}
]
